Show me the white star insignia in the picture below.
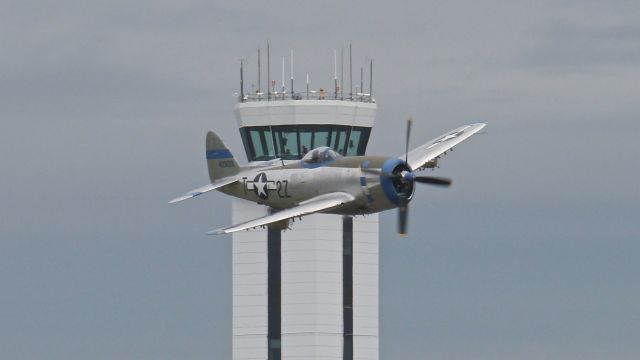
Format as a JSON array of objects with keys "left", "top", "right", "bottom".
[{"left": 255, "top": 175, "right": 267, "bottom": 197}]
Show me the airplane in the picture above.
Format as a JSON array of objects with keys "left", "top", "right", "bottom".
[{"left": 169, "top": 120, "right": 486, "bottom": 235}]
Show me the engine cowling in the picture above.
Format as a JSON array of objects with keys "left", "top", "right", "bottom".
[{"left": 379, "top": 158, "right": 415, "bottom": 206}]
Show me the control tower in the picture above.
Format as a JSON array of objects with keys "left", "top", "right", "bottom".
[{"left": 231, "top": 49, "right": 378, "bottom": 360}]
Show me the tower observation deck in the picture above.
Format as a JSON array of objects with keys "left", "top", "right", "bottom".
[
  {"left": 237, "top": 99, "right": 375, "bottom": 161},
  {"left": 231, "top": 47, "right": 378, "bottom": 360}
]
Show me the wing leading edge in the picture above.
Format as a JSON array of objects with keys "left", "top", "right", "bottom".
[
  {"left": 169, "top": 176, "right": 238, "bottom": 204},
  {"left": 403, "top": 123, "right": 486, "bottom": 170},
  {"left": 208, "top": 192, "right": 355, "bottom": 235}
]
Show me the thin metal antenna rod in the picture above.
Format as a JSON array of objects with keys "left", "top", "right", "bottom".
[
  {"left": 349, "top": 43, "right": 353, "bottom": 100},
  {"left": 281, "top": 57, "right": 285, "bottom": 100},
  {"left": 369, "top": 59, "right": 373, "bottom": 99},
  {"left": 290, "top": 49, "right": 294, "bottom": 97},
  {"left": 360, "top": 66, "right": 363, "bottom": 100},
  {"left": 257, "top": 48, "right": 261, "bottom": 95},
  {"left": 340, "top": 46, "right": 344, "bottom": 100},
  {"left": 240, "top": 59, "right": 244, "bottom": 102},
  {"left": 306, "top": 73, "right": 309, "bottom": 99},
  {"left": 267, "top": 41, "right": 271, "bottom": 101},
  {"left": 334, "top": 49, "right": 338, "bottom": 99}
]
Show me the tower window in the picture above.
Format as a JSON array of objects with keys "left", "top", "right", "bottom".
[{"left": 240, "top": 125, "right": 371, "bottom": 162}]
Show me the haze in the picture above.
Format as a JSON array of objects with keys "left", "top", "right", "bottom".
[{"left": 1, "top": 1, "right": 639, "bottom": 359}]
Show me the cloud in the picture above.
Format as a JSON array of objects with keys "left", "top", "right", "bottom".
[
  {"left": 513, "top": 1, "right": 640, "bottom": 71},
  {"left": 518, "top": 22, "right": 640, "bottom": 70}
]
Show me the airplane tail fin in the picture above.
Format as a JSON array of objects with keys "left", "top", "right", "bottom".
[{"left": 206, "top": 131, "right": 240, "bottom": 182}]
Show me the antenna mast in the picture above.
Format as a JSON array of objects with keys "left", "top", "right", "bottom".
[
  {"left": 349, "top": 43, "right": 353, "bottom": 100},
  {"left": 360, "top": 66, "right": 363, "bottom": 100},
  {"left": 340, "top": 46, "right": 344, "bottom": 100},
  {"left": 257, "top": 48, "right": 261, "bottom": 96},
  {"left": 334, "top": 49, "right": 338, "bottom": 99},
  {"left": 281, "top": 57, "right": 285, "bottom": 100},
  {"left": 239, "top": 59, "right": 244, "bottom": 102},
  {"left": 290, "top": 49, "right": 294, "bottom": 97},
  {"left": 267, "top": 42, "right": 271, "bottom": 100},
  {"left": 369, "top": 59, "right": 373, "bottom": 99}
]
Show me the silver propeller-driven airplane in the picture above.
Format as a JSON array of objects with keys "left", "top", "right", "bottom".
[{"left": 170, "top": 120, "right": 486, "bottom": 235}]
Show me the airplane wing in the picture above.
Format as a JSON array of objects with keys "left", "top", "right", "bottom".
[
  {"left": 403, "top": 123, "right": 486, "bottom": 170},
  {"left": 169, "top": 176, "right": 238, "bottom": 204},
  {"left": 208, "top": 192, "right": 355, "bottom": 235}
]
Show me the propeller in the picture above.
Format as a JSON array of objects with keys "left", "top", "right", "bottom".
[
  {"left": 398, "top": 118, "right": 412, "bottom": 235},
  {"left": 414, "top": 176, "right": 452, "bottom": 186},
  {"left": 405, "top": 117, "right": 412, "bottom": 164},
  {"left": 398, "top": 195, "right": 409, "bottom": 235},
  {"left": 394, "top": 118, "right": 452, "bottom": 235}
]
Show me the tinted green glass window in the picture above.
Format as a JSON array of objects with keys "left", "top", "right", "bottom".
[
  {"left": 271, "top": 130, "right": 282, "bottom": 159},
  {"left": 274, "top": 127, "right": 299, "bottom": 159},
  {"left": 356, "top": 127, "right": 370, "bottom": 155},
  {"left": 345, "top": 129, "right": 361, "bottom": 156},
  {"left": 263, "top": 128, "right": 275, "bottom": 158},
  {"left": 249, "top": 129, "right": 266, "bottom": 160},
  {"left": 246, "top": 128, "right": 276, "bottom": 161},
  {"left": 313, "top": 127, "right": 330, "bottom": 148},
  {"left": 298, "top": 127, "right": 313, "bottom": 156},
  {"left": 345, "top": 127, "right": 371, "bottom": 156},
  {"left": 240, "top": 125, "right": 370, "bottom": 161},
  {"left": 332, "top": 128, "right": 349, "bottom": 155}
]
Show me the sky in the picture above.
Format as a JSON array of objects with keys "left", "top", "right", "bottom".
[{"left": 1, "top": 0, "right": 639, "bottom": 359}]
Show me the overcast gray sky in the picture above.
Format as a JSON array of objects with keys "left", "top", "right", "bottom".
[{"left": 1, "top": 1, "right": 639, "bottom": 359}]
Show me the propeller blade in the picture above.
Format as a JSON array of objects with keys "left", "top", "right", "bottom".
[
  {"left": 405, "top": 118, "right": 412, "bottom": 164},
  {"left": 398, "top": 195, "right": 409, "bottom": 235},
  {"left": 414, "top": 176, "right": 452, "bottom": 187}
]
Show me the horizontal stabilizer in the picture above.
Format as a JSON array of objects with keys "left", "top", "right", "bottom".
[{"left": 169, "top": 176, "right": 238, "bottom": 204}]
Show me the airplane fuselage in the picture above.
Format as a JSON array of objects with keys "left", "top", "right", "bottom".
[{"left": 219, "top": 156, "right": 410, "bottom": 215}]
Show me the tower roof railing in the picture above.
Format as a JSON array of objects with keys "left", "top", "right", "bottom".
[{"left": 239, "top": 91, "right": 375, "bottom": 103}]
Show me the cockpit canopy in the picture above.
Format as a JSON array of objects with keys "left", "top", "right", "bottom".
[{"left": 301, "top": 147, "right": 341, "bottom": 164}]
